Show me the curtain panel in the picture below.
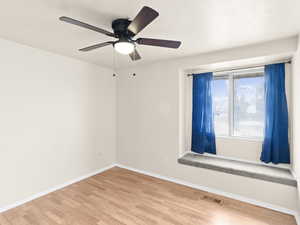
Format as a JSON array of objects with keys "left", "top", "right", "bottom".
[
  {"left": 261, "top": 63, "right": 290, "bottom": 164},
  {"left": 191, "top": 72, "right": 216, "bottom": 154}
]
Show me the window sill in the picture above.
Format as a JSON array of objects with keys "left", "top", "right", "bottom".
[{"left": 178, "top": 152, "right": 296, "bottom": 187}]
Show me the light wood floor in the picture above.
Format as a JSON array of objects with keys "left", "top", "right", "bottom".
[{"left": 0, "top": 167, "right": 296, "bottom": 225}]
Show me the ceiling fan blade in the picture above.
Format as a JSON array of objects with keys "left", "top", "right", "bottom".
[
  {"left": 59, "top": 16, "right": 116, "bottom": 37},
  {"left": 136, "top": 38, "right": 181, "bottom": 48},
  {"left": 127, "top": 6, "right": 159, "bottom": 36},
  {"left": 129, "top": 49, "right": 141, "bottom": 61},
  {"left": 79, "top": 41, "right": 114, "bottom": 52}
]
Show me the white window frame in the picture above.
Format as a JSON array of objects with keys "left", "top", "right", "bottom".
[{"left": 213, "top": 67, "right": 264, "bottom": 140}]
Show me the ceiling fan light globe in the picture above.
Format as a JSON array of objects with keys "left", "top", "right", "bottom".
[{"left": 114, "top": 42, "right": 135, "bottom": 55}]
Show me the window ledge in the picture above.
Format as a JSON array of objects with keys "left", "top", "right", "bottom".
[{"left": 178, "top": 153, "right": 297, "bottom": 187}]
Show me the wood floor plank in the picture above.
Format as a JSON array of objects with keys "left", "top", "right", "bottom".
[
  {"left": 0, "top": 167, "right": 297, "bottom": 225},
  {"left": 0, "top": 215, "right": 11, "bottom": 225}
]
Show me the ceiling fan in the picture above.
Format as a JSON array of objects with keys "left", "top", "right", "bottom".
[{"left": 59, "top": 6, "right": 181, "bottom": 61}]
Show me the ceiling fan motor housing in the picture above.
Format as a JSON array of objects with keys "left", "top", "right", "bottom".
[{"left": 112, "top": 19, "right": 135, "bottom": 39}]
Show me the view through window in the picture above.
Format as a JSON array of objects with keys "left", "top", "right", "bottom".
[
  {"left": 212, "top": 68, "right": 265, "bottom": 139},
  {"left": 212, "top": 78, "right": 229, "bottom": 136}
]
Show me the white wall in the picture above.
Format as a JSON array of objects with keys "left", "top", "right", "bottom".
[
  {"left": 292, "top": 36, "right": 300, "bottom": 213},
  {"left": 117, "top": 36, "right": 299, "bottom": 211},
  {"left": 0, "top": 38, "right": 116, "bottom": 209}
]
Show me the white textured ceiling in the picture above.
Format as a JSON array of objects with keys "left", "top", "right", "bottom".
[{"left": 0, "top": 0, "right": 299, "bottom": 68}]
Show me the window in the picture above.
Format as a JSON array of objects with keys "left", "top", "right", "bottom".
[
  {"left": 212, "top": 67, "right": 265, "bottom": 139},
  {"left": 212, "top": 78, "right": 229, "bottom": 136}
]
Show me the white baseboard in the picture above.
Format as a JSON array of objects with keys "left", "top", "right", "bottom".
[
  {"left": 116, "top": 164, "right": 299, "bottom": 223},
  {"left": 0, "top": 164, "right": 116, "bottom": 213}
]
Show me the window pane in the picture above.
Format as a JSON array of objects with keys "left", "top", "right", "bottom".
[
  {"left": 212, "top": 78, "right": 229, "bottom": 136},
  {"left": 233, "top": 76, "right": 264, "bottom": 138}
]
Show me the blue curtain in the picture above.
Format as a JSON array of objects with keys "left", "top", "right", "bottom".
[
  {"left": 191, "top": 72, "right": 216, "bottom": 154},
  {"left": 261, "top": 63, "right": 290, "bottom": 164}
]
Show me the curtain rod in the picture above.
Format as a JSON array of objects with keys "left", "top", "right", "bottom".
[{"left": 187, "top": 59, "right": 292, "bottom": 77}]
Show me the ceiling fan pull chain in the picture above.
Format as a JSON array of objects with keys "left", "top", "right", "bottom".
[
  {"left": 132, "top": 48, "right": 137, "bottom": 77},
  {"left": 113, "top": 47, "right": 117, "bottom": 77}
]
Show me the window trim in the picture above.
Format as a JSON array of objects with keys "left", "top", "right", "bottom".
[{"left": 213, "top": 67, "right": 264, "bottom": 140}]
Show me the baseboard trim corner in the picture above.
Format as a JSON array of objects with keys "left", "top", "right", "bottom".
[
  {"left": 116, "top": 164, "right": 298, "bottom": 221},
  {"left": 0, "top": 164, "right": 116, "bottom": 213}
]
